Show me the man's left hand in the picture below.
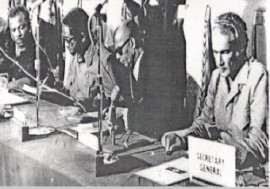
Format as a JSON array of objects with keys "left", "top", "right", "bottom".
[{"left": 220, "top": 131, "right": 247, "bottom": 167}]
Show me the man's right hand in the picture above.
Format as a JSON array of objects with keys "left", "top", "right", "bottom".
[
  {"left": 161, "top": 131, "right": 183, "bottom": 155},
  {"left": 8, "top": 77, "right": 30, "bottom": 90}
]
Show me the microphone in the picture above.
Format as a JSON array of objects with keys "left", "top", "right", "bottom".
[
  {"left": 95, "top": 4, "right": 103, "bottom": 15},
  {"left": 95, "top": 0, "right": 108, "bottom": 14}
]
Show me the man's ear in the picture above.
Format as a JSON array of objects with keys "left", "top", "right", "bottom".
[{"left": 130, "top": 37, "right": 136, "bottom": 48}]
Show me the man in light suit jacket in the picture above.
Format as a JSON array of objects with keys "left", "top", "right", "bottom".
[{"left": 162, "top": 12, "right": 268, "bottom": 171}]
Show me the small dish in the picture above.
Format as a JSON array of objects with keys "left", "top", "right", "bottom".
[{"left": 58, "top": 106, "right": 80, "bottom": 117}]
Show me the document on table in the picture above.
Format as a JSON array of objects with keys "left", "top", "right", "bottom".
[
  {"left": 62, "top": 123, "right": 108, "bottom": 152},
  {"left": 22, "top": 84, "right": 75, "bottom": 107},
  {"left": 68, "top": 120, "right": 108, "bottom": 132},
  {"left": 134, "top": 157, "right": 189, "bottom": 185},
  {"left": 0, "top": 92, "right": 28, "bottom": 105}
]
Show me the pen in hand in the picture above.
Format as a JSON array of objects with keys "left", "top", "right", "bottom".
[{"left": 72, "top": 98, "right": 87, "bottom": 113}]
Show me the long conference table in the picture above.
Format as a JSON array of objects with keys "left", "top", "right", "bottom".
[
  {"left": 0, "top": 92, "right": 187, "bottom": 186},
  {"left": 0, "top": 93, "right": 268, "bottom": 186}
]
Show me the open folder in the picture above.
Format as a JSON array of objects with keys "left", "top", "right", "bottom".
[
  {"left": 0, "top": 92, "right": 28, "bottom": 105},
  {"left": 134, "top": 157, "right": 189, "bottom": 185}
]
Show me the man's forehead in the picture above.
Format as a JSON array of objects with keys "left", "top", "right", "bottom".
[
  {"left": 213, "top": 26, "right": 235, "bottom": 41},
  {"left": 114, "top": 25, "right": 131, "bottom": 48},
  {"left": 9, "top": 12, "right": 27, "bottom": 27},
  {"left": 212, "top": 29, "right": 234, "bottom": 50}
]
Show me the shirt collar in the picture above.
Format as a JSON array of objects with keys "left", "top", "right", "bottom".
[
  {"left": 232, "top": 60, "right": 249, "bottom": 85},
  {"left": 133, "top": 51, "right": 144, "bottom": 81}
]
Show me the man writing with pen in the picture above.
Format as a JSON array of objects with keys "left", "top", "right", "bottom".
[
  {"left": 62, "top": 7, "right": 117, "bottom": 112},
  {"left": 1, "top": 6, "right": 116, "bottom": 113}
]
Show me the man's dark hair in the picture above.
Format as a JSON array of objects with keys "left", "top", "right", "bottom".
[
  {"left": 8, "top": 6, "right": 30, "bottom": 29},
  {"left": 213, "top": 12, "right": 248, "bottom": 53},
  {"left": 62, "top": 8, "right": 89, "bottom": 38}
]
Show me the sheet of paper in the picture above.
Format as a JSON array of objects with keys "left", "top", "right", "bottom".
[
  {"left": 70, "top": 123, "right": 95, "bottom": 133},
  {"left": 134, "top": 157, "right": 189, "bottom": 185},
  {"left": 22, "top": 84, "right": 36, "bottom": 95},
  {"left": 69, "top": 123, "right": 108, "bottom": 133},
  {"left": 0, "top": 92, "right": 28, "bottom": 105},
  {"left": 84, "top": 111, "right": 99, "bottom": 118}
]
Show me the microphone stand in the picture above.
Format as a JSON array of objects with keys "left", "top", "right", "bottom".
[
  {"left": 30, "top": 3, "right": 55, "bottom": 138},
  {"left": 96, "top": 5, "right": 104, "bottom": 154},
  {"left": 95, "top": 5, "right": 106, "bottom": 177},
  {"left": 35, "top": 4, "right": 41, "bottom": 128},
  {"left": 95, "top": 3, "right": 119, "bottom": 177}
]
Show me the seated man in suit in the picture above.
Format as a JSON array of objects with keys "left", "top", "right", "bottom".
[
  {"left": 62, "top": 8, "right": 116, "bottom": 112},
  {"left": 6, "top": 6, "right": 56, "bottom": 89},
  {"left": 162, "top": 12, "right": 268, "bottom": 171},
  {"left": 113, "top": 19, "right": 145, "bottom": 133}
]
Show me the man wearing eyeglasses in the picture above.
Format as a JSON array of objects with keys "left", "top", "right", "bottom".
[
  {"left": 63, "top": 7, "right": 116, "bottom": 112},
  {"left": 112, "top": 20, "right": 145, "bottom": 132}
]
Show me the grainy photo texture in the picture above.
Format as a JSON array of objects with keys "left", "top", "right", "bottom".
[{"left": 0, "top": 0, "right": 268, "bottom": 187}]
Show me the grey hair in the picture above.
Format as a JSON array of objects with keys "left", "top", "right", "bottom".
[{"left": 213, "top": 12, "right": 248, "bottom": 52}]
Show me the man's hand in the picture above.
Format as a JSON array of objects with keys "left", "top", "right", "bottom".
[
  {"left": 111, "top": 85, "right": 120, "bottom": 103},
  {"left": 8, "top": 77, "right": 30, "bottom": 90},
  {"left": 220, "top": 131, "right": 247, "bottom": 167},
  {"left": 219, "top": 131, "right": 234, "bottom": 145},
  {"left": 236, "top": 174, "right": 246, "bottom": 187},
  {"left": 0, "top": 104, "right": 13, "bottom": 118},
  {"left": 161, "top": 131, "right": 183, "bottom": 155}
]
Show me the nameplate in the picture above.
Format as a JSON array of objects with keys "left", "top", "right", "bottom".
[{"left": 188, "top": 136, "right": 235, "bottom": 187}]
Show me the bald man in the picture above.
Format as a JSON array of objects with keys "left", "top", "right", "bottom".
[
  {"left": 113, "top": 20, "right": 145, "bottom": 132},
  {"left": 113, "top": 20, "right": 144, "bottom": 102}
]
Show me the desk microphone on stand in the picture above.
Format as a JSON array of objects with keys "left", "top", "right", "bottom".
[
  {"left": 35, "top": 4, "right": 41, "bottom": 128},
  {"left": 95, "top": 2, "right": 105, "bottom": 177},
  {"left": 93, "top": 0, "right": 109, "bottom": 154},
  {"left": 31, "top": 1, "right": 55, "bottom": 137},
  {"left": 96, "top": 3, "right": 104, "bottom": 154},
  {"left": 93, "top": 1, "right": 120, "bottom": 177}
]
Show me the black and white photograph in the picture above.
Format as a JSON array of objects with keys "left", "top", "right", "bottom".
[{"left": 0, "top": 0, "right": 269, "bottom": 187}]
